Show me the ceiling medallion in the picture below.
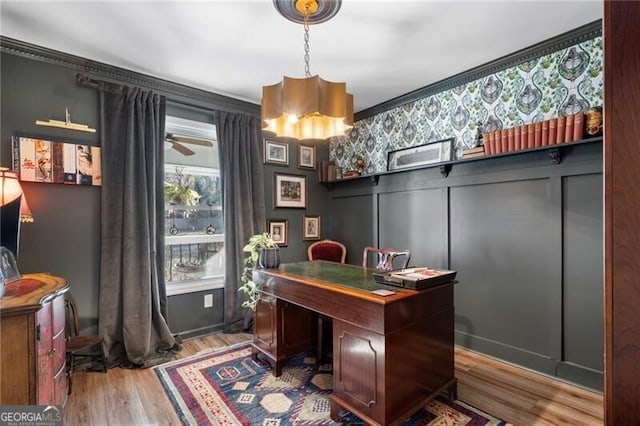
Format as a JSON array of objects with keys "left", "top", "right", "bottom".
[
  {"left": 262, "top": 0, "right": 353, "bottom": 140},
  {"left": 272, "top": 0, "right": 342, "bottom": 25}
]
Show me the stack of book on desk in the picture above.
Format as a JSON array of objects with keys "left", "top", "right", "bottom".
[{"left": 373, "top": 267, "right": 457, "bottom": 290}]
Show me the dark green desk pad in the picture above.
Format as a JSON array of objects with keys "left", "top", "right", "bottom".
[{"left": 275, "top": 261, "right": 401, "bottom": 292}]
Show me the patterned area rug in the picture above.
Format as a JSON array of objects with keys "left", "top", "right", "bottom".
[{"left": 155, "top": 342, "right": 508, "bottom": 425}]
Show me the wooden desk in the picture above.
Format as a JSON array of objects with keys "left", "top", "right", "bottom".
[{"left": 252, "top": 261, "right": 456, "bottom": 426}]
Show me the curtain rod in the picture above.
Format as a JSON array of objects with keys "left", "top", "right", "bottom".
[
  {"left": 76, "top": 73, "right": 127, "bottom": 95},
  {"left": 76, "top": 73, "right": 99, "bottom": 88}
]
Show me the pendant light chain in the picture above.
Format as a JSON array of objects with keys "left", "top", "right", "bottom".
[{"left": 303, "top": 6, "right": 311, "bottom": 77}]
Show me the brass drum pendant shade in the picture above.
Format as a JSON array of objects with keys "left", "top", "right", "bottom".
[
  {"left": 262, "top": 0, "right": 353, "bottom": 140},
  {"left": 262, "top": 75, "right": 353, "bottom": 140}
]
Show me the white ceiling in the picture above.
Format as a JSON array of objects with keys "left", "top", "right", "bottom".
[{"left": 0, "top": 0, "right": 603, "bottom": 113}]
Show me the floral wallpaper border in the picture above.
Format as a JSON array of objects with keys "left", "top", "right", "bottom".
[{"left": 330, "top": 36, "right": 603, "bottom": 175}]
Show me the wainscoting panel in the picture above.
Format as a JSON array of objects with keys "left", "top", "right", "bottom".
[
  {"left": 329, "top": 194, "right": 375, "bottom": 265},
  {"left": 378, "top": 188, "right": 448, "bottom": 269},
  {"left": 451, "top": 179, "right": 553, "bottom": 359},
  {"left": 561, "top": 173, "right": 603, "bottom": 389},
  {"left": 327, "top": 145, "right": 603, "bottom": 389}
]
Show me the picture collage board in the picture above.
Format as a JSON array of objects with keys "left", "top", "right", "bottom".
[{"left": 12, "top": 136, "right": 101, "bottom": 186}]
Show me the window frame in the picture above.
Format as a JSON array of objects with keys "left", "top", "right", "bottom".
[{"left": 163, "top": 117, "right": 223, "bottom": 296}]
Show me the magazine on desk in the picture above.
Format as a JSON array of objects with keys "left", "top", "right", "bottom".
[{"left": 373, "top": 267, "right": 457, "bottom": 290}]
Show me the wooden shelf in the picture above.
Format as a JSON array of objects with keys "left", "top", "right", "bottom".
[{"left": 322, "top": 136, "right": 602, "bottom": 188}]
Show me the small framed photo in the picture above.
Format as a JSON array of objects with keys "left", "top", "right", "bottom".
[
  {"left": 303, "top": 215, "right": 321, "bottom": 241},
  {"left": 264, "top": 139, "right": 289, "bottom": 166},
  {"left": 387, "top": 137, "right": 454, "bottom": 171},
  {"left": 268, "top": 219, "right": 288, "bottom": 247},
  {"left": 274, "top": 173, "right": 307, "bottom": 209},
  {"left": 298, "top": 144, "right": 316, "bottom": 170}
]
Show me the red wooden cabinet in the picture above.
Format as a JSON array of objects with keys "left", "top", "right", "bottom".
[{"left": 0, "top": 274, "right": 69, "bottom": 405}]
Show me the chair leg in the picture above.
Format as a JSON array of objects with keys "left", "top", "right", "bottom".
[
  {"left": 99, "top": 343, "right": 107, "bottom": 373},
  {"left": 317, "top": 316, "right": 323, "bottom": 365},
  {"left": 67, "top": 353, "right": 74, "bottom": 395}
]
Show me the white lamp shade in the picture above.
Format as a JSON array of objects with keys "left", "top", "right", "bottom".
[{"left": 0, "top": 168, "right": 23, "bottom": 207}]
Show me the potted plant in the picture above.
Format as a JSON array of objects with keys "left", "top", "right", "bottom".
[
  {"left": 238, "top": 232, "right": 280, "bottom": 310},
  {"left": 164, "top": 166, "right": 201, "bottom": 205},
  {"left": 164, "top": 181, "right": 200, "bottom": 205}
]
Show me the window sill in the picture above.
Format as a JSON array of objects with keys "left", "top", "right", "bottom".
[
  {"left": 166, "top": 276, "right": 224, "bottom": 296},
  {"left": 165, "top": 234, "right": 224, "bottom": 245}
]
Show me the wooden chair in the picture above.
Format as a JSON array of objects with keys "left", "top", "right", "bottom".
[
  {"left": 65, "top": 295, "right": 107, "bottom": 394},
  {"left": 307, "top": 239, "right": 347, "bottom": 366},
  {"left": 362, "top": 246, "right": 411, "bottom": 271},
  {"left": 307, "top": 239, "right": 347, "bottom": 263}
]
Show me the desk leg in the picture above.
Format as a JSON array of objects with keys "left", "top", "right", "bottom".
[
  {"left": 317, "top": 315, "right": 323, "bottom": 365},
  {"left": 273, "top": 360, "right": 284, "bottom": 377},
  {"left": 446, "top": 379, "right": 458, "bottom": 401},
  {"left": 251, "top": 344, "right": 283, "bottom": 376},
  {"left": 330, "top": 400, "right": 345, "bottom": 425},
  {"left": 432, "top": 377, "right": 458, "bottom": 403}
]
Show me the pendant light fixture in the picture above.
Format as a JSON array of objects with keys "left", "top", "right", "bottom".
[{"left": 262, "top": 0, "right": 353, "bottom": 140}]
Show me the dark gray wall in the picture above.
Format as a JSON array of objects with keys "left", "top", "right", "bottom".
[
  {"left": 0, "top": 48, "right": 332, "bottom": 338},
  {"left": 379, "top": 188, "right": 448, "bottom": 269},
  {"left": 0, "top": 48, "right": 318, "bottom": 338},
  {"left": 1, "top": 54, "right": 101, "bottom": 333},
  {"left": 262, "top": 139, "right": 331, "bottom": 264},
  {"left": 167, "top": 289, "right": 224, "bottom": 339},
  {"left": 560, "top": 173, "right": 603, "bottom": 387},
  {"left": 327, "top": 141, "right": 604, "bottom": 390},
  {"left": 328, "top": 194, "right": 374, "bottom": 265}
]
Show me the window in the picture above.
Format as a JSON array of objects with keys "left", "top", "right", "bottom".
[{"left": 163, "top": 116, "right": 223, "bottom": 296}]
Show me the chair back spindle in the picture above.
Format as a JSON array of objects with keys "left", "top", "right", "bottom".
[{"left": 362, "top": 246, "right": 411, "bottom": 271}]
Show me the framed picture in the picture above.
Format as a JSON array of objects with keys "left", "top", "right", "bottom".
[
  {"left": 268, "top": 219, "right": 288, "bottom": 247},
  {"left": 303, "top": 215, "right": 321, "bottom": 241},
  {"left": 298, "top": 144, "right": 316, "bottom": 170},
  {"left": 264, "top": 139, "right": 289, "bottom": 166},
  {"left": 274, "top": 173, "right": 307, "bottom": 209},
  {"left": 387, "top": 137, "right": 454, "bottom": 171}
]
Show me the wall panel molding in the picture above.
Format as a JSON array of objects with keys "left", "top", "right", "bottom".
[{"left": 330, "top": 147, "right": 603, "bottom": 390}]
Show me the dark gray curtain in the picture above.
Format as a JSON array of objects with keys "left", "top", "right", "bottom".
[
  {"left": 215, "top": 111, "right": 265, "bottom": 331},
  {"left": 98, "top": 83, "right": 180, "bottom": 367}
]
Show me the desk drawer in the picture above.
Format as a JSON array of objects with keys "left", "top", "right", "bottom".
[
  {"left": 52, "top": 295, "right": 66, "bottom": 336},
  {"left": 52, "top": 329, "right": 66, "bottom": 373},
  {"left": 53, "top": 361, "right": 67, "bottom": 406}
]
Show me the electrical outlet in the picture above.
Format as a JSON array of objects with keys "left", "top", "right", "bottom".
[{"left": 204, "top": 293, "right": 213, "bottom": 308}]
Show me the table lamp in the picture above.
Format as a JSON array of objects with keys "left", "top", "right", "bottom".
[{"left": 0, "top": 167, "right": 24, "bottom": 256}]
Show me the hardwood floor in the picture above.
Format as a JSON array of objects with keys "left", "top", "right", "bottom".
[
  {"left": 455, "top": 349, "right": 603, "bottom": 425},
  {"left": 63, "top": 334, "right": 603, "bottom": 425},
  {"left": 63, "top": 333, "right": 252, "bottom": 426}
]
